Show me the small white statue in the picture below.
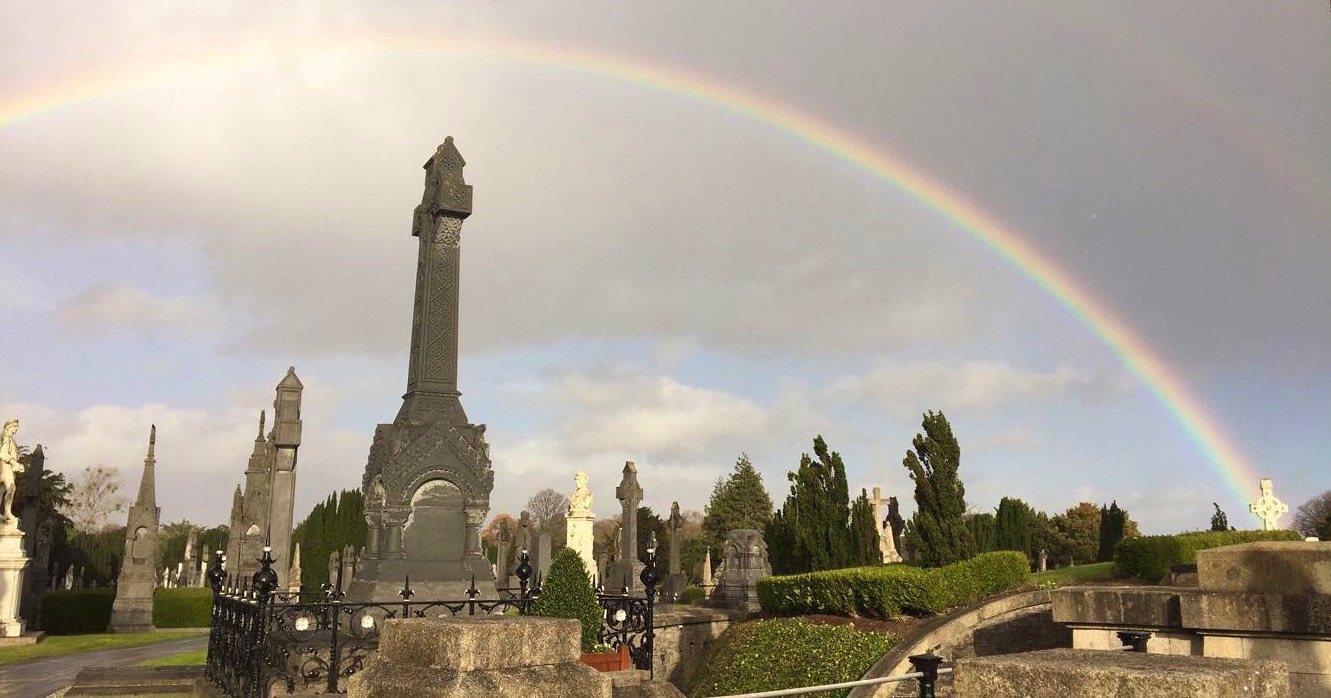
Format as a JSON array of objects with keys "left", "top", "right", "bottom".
[
  {"left": 569, "top": 471, "right": 593, "bottom": 517},
  {"left": 0, "top": 419, "right": 25, "bottom": 525}
]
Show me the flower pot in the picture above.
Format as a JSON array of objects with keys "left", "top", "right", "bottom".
[{"left": 579, "top": 644, "right": 630, "bottom": 672}]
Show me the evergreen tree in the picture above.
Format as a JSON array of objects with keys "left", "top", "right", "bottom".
[
  {"left": 531, "top": 548, "right": 604, "bottom": 652},
  {"left": 966, "top": 512, "right": 998, "bottom": 553},
  {"left": 290, "top": 489, "right": 367, "bottom": 591},
  {"left": 1097, "top": 501, "right": 1131, "bottom": 562},
  {"left": 994, "top": 497, "right": 1036, "bottom": 559},
  {"left": 1318, "top": 510, "right": 1331, "bottom": 541},
  {"left": 848, "top": 489, "right": 881, "bottom": 566},
  {"left": 901, "top": 411, "right": 975, "bottom": 567},
  {"left": 1210, "top": 503, "right": 1230, "bottom": 532},
  {"left": 765, "top": 436, "right": 855, "bottom": 574},
  {"left": 702, "top": 454, "right": 773, "bottom": 566}
]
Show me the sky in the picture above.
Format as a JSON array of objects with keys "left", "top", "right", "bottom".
[{"left": 1, "top": 1, "right": 1328, "bottom": 536}]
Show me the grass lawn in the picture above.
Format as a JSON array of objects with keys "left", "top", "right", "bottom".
[
  {"left": 137, "top": 648, "right": 207, "bottom": 667},
  {"left": 1030, "top": 561, "right": 1116, "bottom": 586},
  {"left": 0, "top": 628, "right": 207, "bottom": 665}
]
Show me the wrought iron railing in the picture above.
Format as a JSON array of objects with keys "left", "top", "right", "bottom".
[{"left": 204, "top": 542, "right": 660, "bottom": 697}]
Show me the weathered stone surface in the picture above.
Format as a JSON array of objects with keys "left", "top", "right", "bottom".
[
  {"left": 65, "top": 666, "right": 203, "bottom": 697},
  {"left": 1049, "top": 586, "right": 1183, "bottom": 628},
  {"left": 711, "top": 529, "right": 771, "bottom": 611},
  {"left": 953, "top": 648, "right": 1289, "bottom": 698},
  {"left": 652, "top": 605, "right": 741, "bottom": 688},
  {"left": 378, "top": 616, "right": 580, "bottom": 671},
  {"left": 1195, "top": 541, "right": 1331, "bottom": 594},
  {"left": 110, "top": 426, "right": 159, "bottom": 633},
  {"left": 1181, "top": 590, "right": 1331, "bottom": 635},
  {"left": 348, "top": 661, "right": 612, "bottom": 698}
]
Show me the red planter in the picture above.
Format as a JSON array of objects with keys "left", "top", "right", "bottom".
[{"left": 579, "top": 644, "right": 630, "bottom": 672}]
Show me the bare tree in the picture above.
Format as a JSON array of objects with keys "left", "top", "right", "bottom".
[
  {"left": 525, "top": 488, "right": 570, "bottom": 533},
  {"left": 61, "top": 465, "right": 130, "bottom": 533},
  {"left": 1292, "top": 490, "right": 1331, "bottom": 536}
]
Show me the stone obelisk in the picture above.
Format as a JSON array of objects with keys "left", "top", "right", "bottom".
[
  {"left": 351, "top": 137, "right": 496, "bottom": 601},
  {"left": 110, "top": 426, "right": 160, "bottom": 632}
]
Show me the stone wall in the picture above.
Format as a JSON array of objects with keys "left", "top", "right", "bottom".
[{"left": 651, "top": 605, "right": 743, "bottom": 690}]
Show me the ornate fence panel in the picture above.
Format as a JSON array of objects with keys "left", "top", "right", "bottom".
[{"left": 203, "top": 544, "right": 659, "bottom": 696}]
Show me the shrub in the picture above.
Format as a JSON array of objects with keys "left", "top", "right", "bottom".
[
  {"left": 757, "top": 550, "right": 1029, "bottom": 619},
  {"left": 41, "top": 589, "right": 115, "bottom": 634},
  {"left": 688, "top": 618, "right": 896, "bottom": 698},
  {"left": 531, "top": 548, "right": 604, "bottom": 652},
  {"left": 679, "top": 585, "right": 705, "bottom": 605},
  {"left": 1114, "top": 529, "right": 1302, "bottom": 581},
  {"left": 153, "top": 588, "right": 213, "bottom": 627}
]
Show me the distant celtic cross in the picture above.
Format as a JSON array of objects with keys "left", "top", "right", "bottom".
[{"left": 1248, "top": 477, "right": 1288, "bottom": 531}]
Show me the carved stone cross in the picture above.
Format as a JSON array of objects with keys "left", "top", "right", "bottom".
[
  {"left": 1248, "top": 477, "right": 1288, "bottom": 531},
  {"left": 616, "top": 462, "right": 643, "bottom": 566}
]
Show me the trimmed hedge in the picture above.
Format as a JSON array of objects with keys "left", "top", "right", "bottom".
[
  {"left": 1114, "top": 529, "right": 1302, "bottom": 581},
  {"left": 757, "top": 550, "right": 1029, "bottom": 619},
  {"left": 679, "top": 585, "right": 705, "bottom": 605},
  {"left": 153, "top": 588, "right": 214, "bottom": 628},
  {"left": 531, "top": 548, "right": 604, "bottom": 651},
  {"left": 687, "top": 618, "right": 896, "bottom": 698},
  {"left": 41, "top": 589, "right": 115, "bottom": 634}
]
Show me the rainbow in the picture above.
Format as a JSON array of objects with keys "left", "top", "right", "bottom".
[{"left": 0, "top": 34, "right": 1261, "bottom": 503}]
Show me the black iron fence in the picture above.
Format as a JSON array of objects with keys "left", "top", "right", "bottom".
[{"left": 204, "top": 544, "right": 660, "bottom": 697}]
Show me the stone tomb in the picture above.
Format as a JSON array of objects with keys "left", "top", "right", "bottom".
[
  {"left": 711, "top": 529, "right": 771, "bottom": 612},
  {"left": 349, "top": 137, "right": 496, "bottom": 601}
]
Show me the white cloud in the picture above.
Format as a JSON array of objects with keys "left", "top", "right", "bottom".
[
  {"left": 55, "top": 284, "right": 222, "bottom": 335},
  {"left": 823, "top": 360, "right": 1130, "bottom": 414},
  {"left": 971, "top": 426, "right": 1044, "bottom": 452}
]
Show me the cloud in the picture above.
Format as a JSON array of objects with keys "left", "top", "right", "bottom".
[
  {"left": 55, "top": 284, "right": 222, "bottom": 335},
  {"left": 823, "top": 360, "right": 1131, "bottom": 415},
  {"left": 971, "top": 427, "right": 1044, "bottom": 452}
]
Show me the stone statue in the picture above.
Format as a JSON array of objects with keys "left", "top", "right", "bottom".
[
  {"left": 569, "top": 471, "right": 593, "bottom": 517},
  {"left": 0, "top": 419, "right": 25, "bottom": 526},
  {"left": 1249, "top": 477, "right": 1288, "bottom": 531}
]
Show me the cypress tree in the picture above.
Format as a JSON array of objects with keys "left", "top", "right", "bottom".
[
  {"left": 967, "top": 512, "right": 998, "bottom": 553},
  {"left": 1209, "top": 503, "right": 1230, "bottom": 532},
  {"left": 849, "top": 489, "right": 881, "bottom": 566},
  {"left": 766, "top": 436, "right": 857, "bottom": 574},
  {"left": 994, "top": 497, "right": 1035, "bottom": 559},
  {"left": 902, "top": 411, "right": 975, "bottom": 567},
  {"left": 1097, "top": 500, "right": 1126, "bottom": 562}
]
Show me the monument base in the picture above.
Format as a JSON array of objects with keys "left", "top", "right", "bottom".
[
  {"left": 0, "top": 527, "right": 29, "bottom": 638},
  {"left": 348, "top": 556, "right": 496, "bottom": 602},
  {"left": 608, "top": 560, "right": 645, "bottom": 593}
]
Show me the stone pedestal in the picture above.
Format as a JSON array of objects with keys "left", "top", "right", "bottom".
[
  {"left": 0, "top": 527, "right": 29, "bottom": 638},
  {"left": 348, "top": 616, "right": 613, "bottom": 697},
  {"left": 566, "top": 512, "right": 595, "bottom": 580}
]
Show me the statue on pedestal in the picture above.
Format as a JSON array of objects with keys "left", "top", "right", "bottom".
[{"left": 0, "top": 420, "right": 25, "bottom": 526}]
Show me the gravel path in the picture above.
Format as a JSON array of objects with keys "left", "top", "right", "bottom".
[{"left": 0, "top": 635, "right": 208, "bottom": 698}]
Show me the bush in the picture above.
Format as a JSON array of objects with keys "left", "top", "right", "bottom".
[
  {"left": 757, "top": 550, "right": 1029, "bottom": 619},
  {"left": 679, "top": 585, "right": 705, "bottom": 605},
  {"left": 688, "top": 618, "right": 896, "bottom": 698},
  {"left": 41, "top": 589, "right": 115, "bottom": 634},
  {"left": 1114, "top": 529, "right": 1302, "bottom": 581},
  {"left": 154, "top": 588, "right": 213, "bottom": 627},
  {"left": 531, "top": 548, "right": 604, "bottom": 652}
]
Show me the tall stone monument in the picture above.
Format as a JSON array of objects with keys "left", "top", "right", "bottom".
[
  {"left": 110, "top": 425, "right": 160, "bottom": 633},
  {"left": 18, "top": 442, "right": 52, "bottom": 628},
  {"left": 1249, "top": 478, "right": 1288, "bottom": 531},
  {"left": 225, "top": 367, "right": 303, "bottom": 587},
  {"left": 662, "top": 502, "right": 688, "bottom": 600},
  {"left": 610, "top": 462, "right": 645, "bottom": 591},
  {"left": 565, "top": 471, "right": 596, "bottom": 579},
  {"left": 0, "top": 419, "right": 29, "bottom": 637},
  {"left": 712, "top": 529, "right": 771, "bottom": 611},
  {"left": 870, "top": 486, "right": 903, "bottom": 563},
  {"left": 351, "top": 137, "right": 496, "bottom": 601}
]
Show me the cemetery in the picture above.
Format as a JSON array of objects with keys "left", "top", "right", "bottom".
[{"left": 0, "top": 135, "right": 1324, "bottom": 698}]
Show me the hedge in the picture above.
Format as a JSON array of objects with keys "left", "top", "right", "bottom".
[
  {"left": 41, "top": 589, "right": 115, "bottom": 634},
  {"left": 531, "top": 548, "right": 604, "bottom": 651},
  {"left": 40, "top": 587, "right": 216, "bottom": 634},
  {"left": 756, "top": 550, "right": 1029, "bottom": 619},
  {"left": 153, "top": 588, "right": 214, "bottom": 628},
  {"left": 1114, "top": 529, "right": 1302, "bottom": 581},
  {"left": 687, "top": 618, "right": 896, "bottom": 698}
]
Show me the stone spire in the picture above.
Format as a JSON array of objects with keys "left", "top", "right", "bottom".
[
  {"left": 287, "top": 542, "right": 302, "bottom": 593},
  {"left": 397, "top": 136, "right": 474, "bottom": 426},
  {"left": 110, "top": 425, "right": 161, "bottom": 632},
  {"left": 135, "top": 425, "right": 157, "bottom": 507}
]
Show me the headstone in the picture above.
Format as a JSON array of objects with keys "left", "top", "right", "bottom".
[
  {"left": 62, "top": 566, "right": 73, "bottom": 590},
  {"left": 565, "top": 471, "right": 596, "bottom": 581},
  {"left": 1248, "top": 478, "right": 1288, "bottom": 531},
  {"left": 537, "top": 533, "right": 552, "bottom": 581},
  {"left": 662, "top": 502, "right": 688, "bottom": 601},
  {"left": 870, "top": 486, "right": 903, "bottom": 563},
  {"left": 110, "top": 425, "right": 160, "bottom": 632},
  {"left": 518, "top": 510, "right": 532, "bottom": 555},
  {"left": 595, "top": 554, "right": 607, "bottom": 588},
  {"left": 161, "top": 568, "right": 170, "bottom": 588},
  {"left": 287, "top": 542, "right": 303, "bottom": 594},
  {"left": 1038, "top": 548, "right": 1048, "bottom": 573},
  {"left": 182, "top": 529, "right": 197, "bottom": 587},
  {"left": 701, "top": 549, "right": 713, "bottom": 598},
  {"left": 611, "top": 461, "right": 645, "bottom": 591},
  {"left": 197, "top": 556, "right": 207, "bottom": 587},
  {"left": 712, "top": 529, "right": 771, "bottom": 611},
  {"left": 328, "top": 550, "right": 339, "bottom": 588},
  {"left": 341, "top": 544, "right": 356, "bottom": 587},
  {"left": 351, "top": 137, "right": 496, "bottom": 602},
  {"left": 0, "top": 418, "right": 30, "bottom": 637},
  {"left": 495, "top": 527, "right": 510, "bottom": 589}
]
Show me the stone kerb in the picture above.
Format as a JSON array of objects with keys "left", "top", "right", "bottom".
[
  {"left": 953, "top": 648, "right": 1289, "bottom": 698},
  {"left": 348, "top": 615, "right": 613, "bottom": 697}
]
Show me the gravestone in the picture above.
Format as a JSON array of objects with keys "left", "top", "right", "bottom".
[
  {"left": 110, "top": 426, "right": 160, "bottom": 632},
  {"left": 287, "top": 543, "right": 302, "bottom": 593},
  {"left": 611, "top": 462, "right": 645, "bottom": 591},
  {"left": 1248, "top": 478, "right": 1288, "bottom": 531},
  {"left": 496, "top": 527, "right": 510, "bottom": 589},
  {"left": 537, "top": 533, "right": 552, "bottom": 581},
  {"left": 662, "top": 502, "right": 687, "bottom": 601},
  {"left": 565, "top": 471, "right": 596, "bottom": 580},
  {"left": 350, "top": 137, "right": 496, "bottom": 601},
  {"left": 712, "top": 529, "right": 771, "bottom": 611}
]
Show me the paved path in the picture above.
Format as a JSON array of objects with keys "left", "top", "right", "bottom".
[{"left": 0, "top": 634, "right": 208, "bottom": 698}]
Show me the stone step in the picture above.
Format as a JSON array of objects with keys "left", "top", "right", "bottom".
[{"left": 64, "top": 667, "right": 204, "bottom": 697}]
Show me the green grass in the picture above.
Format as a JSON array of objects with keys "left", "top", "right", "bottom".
[
  {"left": 137, "top": 648, "right": 207, "bottom": 667},
  {"left": 1030, "top": 561, "right": 1116, "bottom": 586},
  {"left": 0, "top": 628, "right": 207, "bottom": 665}
]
